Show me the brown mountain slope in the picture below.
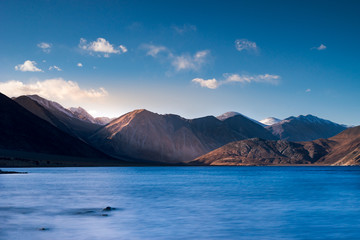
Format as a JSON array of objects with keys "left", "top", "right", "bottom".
[
  {"left": 190, "top": 138, "right": 331, "bottom": 166},
  {"left": 316, "top": 126, "right": 360, "bottom": 165},
  {"left": 89, "top": 109, "right": 276, "bottom": 163},
  {"left": 191, "top": 126, "right": 360, "bottom": 166}
]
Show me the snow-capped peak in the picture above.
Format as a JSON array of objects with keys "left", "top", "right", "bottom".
[
  {"left": 259, "top": 117, "right": 282, "bottom": 126},
  {"left": 217, "top": 111, "right": 265, "bottom": 126},
  {"left": 216, "top": 111, "right": 241, "bottom": 121}
]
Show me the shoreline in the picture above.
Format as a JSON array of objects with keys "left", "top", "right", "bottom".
[
  {"left": 0, "top": 169, "right": 27, "bottom": 174},
  {"left": 1, "top": 165, "right": 359, "bottom": 169}
]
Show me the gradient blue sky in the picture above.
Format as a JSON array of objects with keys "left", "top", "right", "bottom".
[{"left": 0, "top": 0, "right": 359, "bottom": 125}]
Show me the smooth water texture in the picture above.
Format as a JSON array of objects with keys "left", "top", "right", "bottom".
[{"left": 1, "top": 167, "right": 360, "bottom": 240}]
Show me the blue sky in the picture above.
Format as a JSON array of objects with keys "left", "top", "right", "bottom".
[{"left": 0, "top": 0, "right": 359, "bottom": 125}]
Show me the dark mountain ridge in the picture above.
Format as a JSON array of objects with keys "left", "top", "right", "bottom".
[
  {"left": 0, "top": 93, "right": 107, "bottom": 158},
  {"left": 0, "top": 93, "right": 132, "bottom": 167},
  {"left": 14, "top": 95, "right": 101, "bottom": 141}
]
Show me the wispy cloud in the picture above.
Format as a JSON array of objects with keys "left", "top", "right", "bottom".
[
  {"left": 77, "top": 63, "right": 83, "bottom": 67},
  {"left": 224, "top": 73, "right": 280, "bottom": 84},
  {"left": 79, "top": 38, "right": 127, "bottom": 57},
  {"left": 171, "top": 50, "right": 209, "bottom": 71},
  {"left": 142, "top": 44, "right": 210, "bottom": 71},
  {"left": 172, "top": 24, "right": 197, "bottom": 34},
  {"left": 142, "top": 44, "right": 168, "bottom": 57},
  {"left": 312, "top": 44, "right": 327, "bottom": 50},
  {"left": 235, "top": 39, "right": 257, "bottom": 52},
  {"left": 192, "top": 73, "right": 280, "bottom": 89},
  {"left": 305, "top": 88, "right": 311, "bottom": 93},
  {"left": 49, "top": 65, "right": 62, "bottom": 71},
  {"left": 15, "top": 60, "right": 43, "bottom": 72},
  {"left": 0, "top": 78, "right": 108, "bottom": 101},
  {"left": 37, "top": 42, "right": 51, "bottom": 53}
]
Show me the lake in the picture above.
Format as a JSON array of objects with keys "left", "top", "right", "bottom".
[{"left": 1, "top": 166, "right": 360, "bottom": 240}]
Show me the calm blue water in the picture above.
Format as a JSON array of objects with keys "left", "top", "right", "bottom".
[{"left": 1, "top": 167, "right": 360, "bottom": 240}]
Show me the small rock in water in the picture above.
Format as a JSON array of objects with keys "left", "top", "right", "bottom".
[
  {"left": 38, "top": 227, "right": 49, "bottom": 231},
  {"left": 102, "top": 206, "right": 115, "bottom": 212},
  {"left": 101, "top": 214, "right": 109, "bottom": 217}
]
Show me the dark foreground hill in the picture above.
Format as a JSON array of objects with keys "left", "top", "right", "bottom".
[
  {"left": 0, "top": 93, "right": 130, "bottom": 167},
  {"left": 14, "top": 95, "right": 102, "bottom": 141}
]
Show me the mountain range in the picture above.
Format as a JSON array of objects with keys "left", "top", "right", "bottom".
[{"left": 0, "top": 92, "right": 357, "bottom": 166}]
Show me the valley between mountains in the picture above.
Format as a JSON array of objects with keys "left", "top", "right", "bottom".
[{"left": 0, "top": 92, "right": 358, "bottom": 167}]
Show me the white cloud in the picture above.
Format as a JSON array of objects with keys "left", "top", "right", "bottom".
[
  {"left": 171, "top": 50, "right": 209, "bottom": 71},
  {"left": 192, "top": 78, "right": 219, "bottom": 89},
  {"left": 77, "top": 63, "right": 83, "bottom": 67},
  {"left": 79, "top": 38, "right": 127, "bottom": 57},
  {"left": 0, "top": 78, "right": 108, "bottom": 101},
  {"left": 313, "top": 44, "right": 327, "bottom": 50},
  {"left": 192, "top": 73, "right": 280, "bottom": 89},
  {"left": 142, "top": 44, "right": 168, "bottom": 57},
  {"left": 172, "top": 24, "right": 197, "bottom": 34},
  {"left": 15, "top": 60, "right": 43, "bottom": 72},
  {"left": 37, "top": 42, "right": 51, "bottom": 53},
  {"left": 119, "top": 45, "right": 128, "bottom": 53},
  {"left": 49, "top": 65, "right": 62, "bottom": 71},
  {"left": 235, "top": 39, "right": 257, "bottom": 52},
  {"left": 224, "top": 73, "right": 280, "bottom": 85},
  {"left": 305, "top": 88, "right": 311, "bottom": 93}
]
